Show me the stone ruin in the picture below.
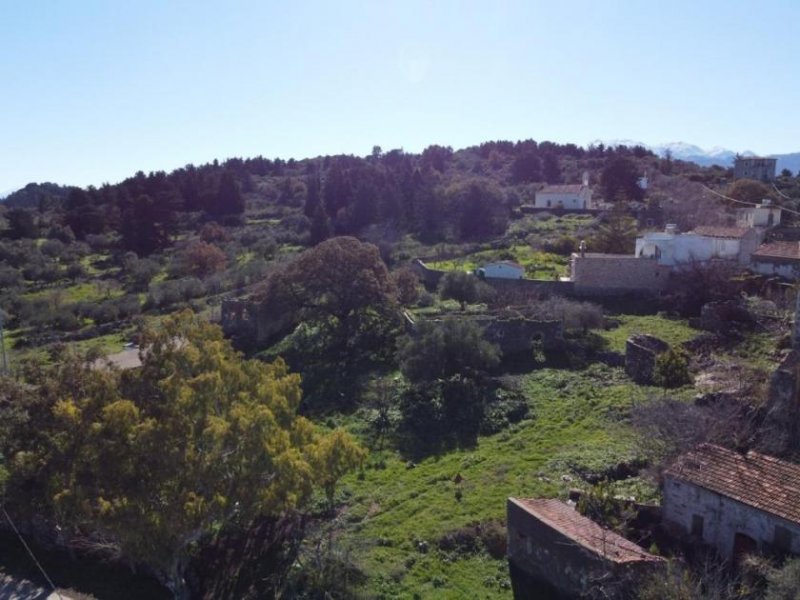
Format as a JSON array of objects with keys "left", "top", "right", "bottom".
[
  {"left": 698, "top": 301, "right": 755, "bottom": 334},
  {"left": 625, "top": 334, "right": 669, "bottom": 385},
  {"left": 406, "top": 312, "right": 564, "bottom": 358},
  {"left": 761, "top": 350, "right": 800, "bottom": 456}
]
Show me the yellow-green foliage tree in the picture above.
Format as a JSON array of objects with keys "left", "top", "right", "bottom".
[
  {"left": 3, "top": 311, "right": 365, "bottom": 598},
  {"left": 311, "top": 428, "right": 367, "bottom": 512}
]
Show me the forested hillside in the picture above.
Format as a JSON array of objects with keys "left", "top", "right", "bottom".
[{"left": 2, "top": 139, "right": 800, "bottom": 599}]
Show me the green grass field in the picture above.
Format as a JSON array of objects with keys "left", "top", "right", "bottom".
[
  {"left": 428, "top": 245, "right": 570, "bottom": 279},
  {"left": 599, "top": 315, "right": 698, "bottom": 353},
  {"left": 327, "top": 364, "right": 665, "bottom": 599}
]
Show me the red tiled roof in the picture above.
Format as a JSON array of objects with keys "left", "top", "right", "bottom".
[
  {"left": 538, "top": 184, "right": 587, "bottom": 195},
  {"left": 692, "top": 226, "right": 751, "bottom": 239},
  {"left": 664, "top": 444, "right": 800, "bottom": 525},
  {"left": 510, "top": 498, "right": 664, "bottom": 564},
  {"left": 752, "top": 241, "right": 800, "bottom": 262}
]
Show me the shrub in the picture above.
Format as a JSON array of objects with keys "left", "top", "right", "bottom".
[
  {"left": 653, "top": 347, "right": 691, "bottom": 388},
  {"left": 766, "top": 558, "right": 800, "bottom": 600}
]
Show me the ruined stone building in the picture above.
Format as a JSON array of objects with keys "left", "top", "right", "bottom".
[
  {"left": 507, "top": 498, "right": 664, "bottom": 599},
  {"left": 734, "top": 156, "right": 777, "bottom": 182},
  {"left": 662, "top": 444, "right": 800, "bottom": 560}
]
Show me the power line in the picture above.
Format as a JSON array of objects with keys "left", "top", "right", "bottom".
[
  {"left": 1, "top": 505, "right": 63, "bottom": 600},
  {"left": 700, "top": 184, "right": 800, "bottom": 217}
]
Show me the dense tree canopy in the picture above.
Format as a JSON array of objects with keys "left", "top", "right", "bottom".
[
  {"left": 600, "top": 156, "right": 645, "bottom": 202},
  {"left": 399, "top": 318, "right": 500, "bottom": 383},
  {"left": 1, "top": 312, "right": 364, "bottom": 597}
]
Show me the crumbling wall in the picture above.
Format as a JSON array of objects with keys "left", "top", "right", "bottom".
[
  {"left": 625, "top": 334, "right": 669, "bottom": 384},
  {"left": 474, "top": 316, "right": 563, "bottom": 355},
  {"left": 698, "top": 301, "right": 755, "bottom": 334},
  {"left": 760, "top": 350, "right": 800, "bottom": 456}
]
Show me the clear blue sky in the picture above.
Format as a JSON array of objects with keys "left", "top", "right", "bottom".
[{"left": 2, "top": 0, "right": 799, "bottom": 193}]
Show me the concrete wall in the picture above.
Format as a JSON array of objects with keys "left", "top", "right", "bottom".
[
  {"left": 571, "top": 255, "right": 670, "bottom": 293},
  {"left": 662, "top": 477, "right": 800, "bottom": 559}
]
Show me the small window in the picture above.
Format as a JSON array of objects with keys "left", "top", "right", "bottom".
[
  {"left": 775, "top": 525, "right": 792, "bottom": 553},
  {"left": 691, "top": 515, "right": 704, "bottom": 538}
]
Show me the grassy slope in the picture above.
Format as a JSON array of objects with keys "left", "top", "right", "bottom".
[{"left": 332, "top": 364, "right": 684, "bottom": 599}]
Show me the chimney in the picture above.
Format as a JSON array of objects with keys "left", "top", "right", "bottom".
[
  {"left": 665, "top": 224, "right": 677, "bottom": 235},
  {"left": 761, "top": 198, "right": 773, "bottom": 207},
  {"left": 582, "top": 171, "right": 589, "bottom": 186}
]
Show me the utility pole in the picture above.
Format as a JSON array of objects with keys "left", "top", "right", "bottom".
[{"left": 0, "top": 311, "right": 8, "bottom": 376}]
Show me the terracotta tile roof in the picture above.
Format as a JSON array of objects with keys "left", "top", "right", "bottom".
[
  {"left": 664, "top": 444, "right": 800, "bottom": 525},
  {"left": 538, "top": 184, "right": 587, "bottom": 195},
  {"left": 692, "top": 226, "right": 751, "bottom": 239},
  {"left": 752, "top": 241, "right": 800, "bottom": 262},
  {"left": 510, "top": 498, "right": 664, "bottom": 564}
]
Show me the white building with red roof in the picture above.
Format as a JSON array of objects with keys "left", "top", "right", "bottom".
[{"left": 663, "top": 444, "right": 800, "bottom": 560}]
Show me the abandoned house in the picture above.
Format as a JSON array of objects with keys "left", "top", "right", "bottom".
[
  {"left": 507, "top": 498, "right": 664, "bottom": 599},
  {"left": 750, "top": 241, "right": 800, "bottom": 279},
  {"left": 662, "top": 444, "right": 800, "bottom": 561},
  {"left": 737, "top": 199, "right": 782, "bottom": 229},
  {"left": 734, "top": 156, "right": 777, "bottom": 182}
]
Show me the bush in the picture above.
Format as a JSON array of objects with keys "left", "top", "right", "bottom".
[
  {"left": 541, "top": 236, "right": 576, "bottom": 255},
  {"left": 766, "top": 558, "right": 800, "bottom": 600},
  {"left": 653, "top": 347, "right": 691, "bottom": 388}
]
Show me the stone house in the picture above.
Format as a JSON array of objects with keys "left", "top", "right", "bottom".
[
  {"left": 750, "top": 241, "right": 800, "bottom": 279},
  {"left": 534, "top": 184, "right": 593, "bottom": 210},
  {"left": 507, "top": 498, "right": 664, "bottom": 599},
  {"left": 734, "top": 156, "right": 777, "bottom": 182},
  {"left": 476, "top": 261, "right": 525, "bottom": 280},
  {"left": 662, "top": 444, "right": 800, "bottom": 560}
]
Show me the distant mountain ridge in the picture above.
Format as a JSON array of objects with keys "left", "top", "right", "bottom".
[{"left": 595, "top": 139, "right": 800, "bottom": 175}]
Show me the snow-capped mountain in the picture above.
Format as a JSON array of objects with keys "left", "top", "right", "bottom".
[{"left": 593, "top": 139, "right": 800, "bottom": 175}]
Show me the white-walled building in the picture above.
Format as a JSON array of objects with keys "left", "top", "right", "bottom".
[
  {"left": 737, "top": 199, "right": 782, "bottom": 228},
  {"left": 476, "top": 261, "right": 525, "bottom": 280},
  {"left": 534, "top": 184, "right": 593, "bottom": 210},
  {"left": 663, "top": 444, "right": 800, "bottom": 560},
  {"left": 635, "top": 225, "right": 762, "bottom": 266}
]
